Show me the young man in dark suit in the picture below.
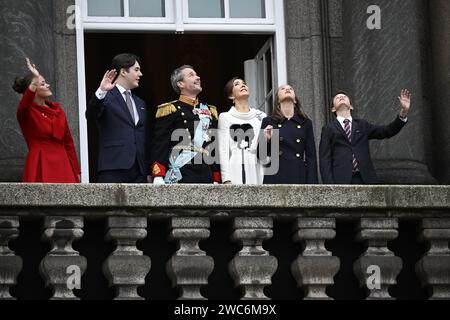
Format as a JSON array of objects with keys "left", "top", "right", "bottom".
[
  {"left": 86, "top": 53, "right": 149, "bottom": 183},
  {"left": 319, "top": 89, "right": 411, "bottom": 184}
]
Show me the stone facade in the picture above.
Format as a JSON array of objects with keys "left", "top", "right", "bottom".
[
  {"left": 0, "top": 0, "right": 448, "bottom": 184},
  {"left": 1, "top": 184, "right": 449, "bottom": 299}
]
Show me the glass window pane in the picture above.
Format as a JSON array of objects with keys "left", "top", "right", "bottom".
[
  {"left": 129, "top": 0, "right": 165, "bottom": 17},
  {"left": 88, "top": 0, "right": 123, "bottom": 17},
  {"left": 189, "top": 0, "right": 224, "bottom": 18},
  {"left": 229, "top": 0, "right": 265, "bottom": 18}
]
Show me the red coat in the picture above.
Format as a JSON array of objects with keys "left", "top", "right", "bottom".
[{"left": 17, "top": 88, "right": 80, "bottom": 183}]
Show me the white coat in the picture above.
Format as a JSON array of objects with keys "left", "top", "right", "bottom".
[{"left": 218, "top": 107, "right": 266, "bottom": 184}]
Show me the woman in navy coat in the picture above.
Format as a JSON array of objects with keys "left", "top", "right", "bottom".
[{"left": 261, "top": 85, "right": 318, "bottom": 184}]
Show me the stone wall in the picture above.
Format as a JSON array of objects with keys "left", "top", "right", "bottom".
[
  {"left": 0, "top": 1, "right": 55, "bottom": 181},
  {"left": 0, "top": 0, "right": 78, "bottom": 182},
  {"left": 0, "top": 0, "right": 448, "bottom": 184},
  {"left": 284, "top": 0, "right": 447, "bottom": 184}
]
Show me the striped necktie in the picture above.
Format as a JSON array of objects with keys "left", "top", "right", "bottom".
[
  {"left": 125, "top": 91, "right": 136, "bottom": 124},
  {"left": 343, "top": 119, "right": 359, "bottom": 172}
]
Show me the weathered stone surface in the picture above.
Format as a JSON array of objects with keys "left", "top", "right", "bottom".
[
  {"left": 416, "top": 218, "right": 450, "bottom": 299},
  {"left": 0, "top": 1, "right": 55, "bottom": 182},
  {"left": 0, "top": 184, "right": 449, "bottom": 212},
  {"left": 353, "top": 218, "right": 402, "bottom": 300},
  {"left": 229, "top": 217, "right": 277, "bottom": 300},
  {"left": 53, "top": 0, "right": 80, "bottom": 164},
  {"left": 341, "top": 0, "right": 435, "bottom": 184},
  {"left": 291, "top": 218, "right": 339, "bottom": 299},
  {"left": 40, "top": 216, "right": 87, "bottom": 300},
  {"left": 429, "top": 0, "right": 450, "bottom": 184},
  {"left": 103, "top": 216, "right": 150, "bottom": 300},
  {"left": 167, "top": 217, "right": 213, "bottom": 300},
  {"left": 0, "top": 217, "right": 22, "bottom": 300}
]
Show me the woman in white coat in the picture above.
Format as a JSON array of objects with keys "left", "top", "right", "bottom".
[{"left": 218, "top": 77, "right": 266, "bottom": 184}]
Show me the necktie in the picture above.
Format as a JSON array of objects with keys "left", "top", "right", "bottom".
[
  {"left": 343, "top": 119, "right": 359, "bottom": 172},
  {"left": 125, "top": 91, "right": 136, "bottom": 124}
]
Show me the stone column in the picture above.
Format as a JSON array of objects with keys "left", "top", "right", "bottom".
[
  {"left": 0, "top": 2, "right": 55, "bottom": 181},
  {"left": 53, "top": 0, "right": 80, "bottom": 159},
  {"left": 166, "top": 217, "right": 214, "bottom": 300},
  {"left": 40, "top": 216, "right": 87, "bottom": 300},
  {"left": 103, "top": 216, "right": 151, "bottom": 300},
  {"left": 0, "top": 217, "right": 22, "bottom": 300},
  {"left": 353, "top": 218, "right": 402, "bottom": 300},
  {"left": 285, "top": 0, "right": 331, "bottom": 160},
  {"left": 229, "top": 217, "right": 278, "bottom": 300},
  {"left": 415, "top": 218, "right": 450, "bottom": 299},
  {"left": 429, "top": 0, "right": 450, "bottom": 184},
  {"left": 341, "top": 0, "right": 435, "bottom": 184},
  {"left": 291, "top": 218, "right": 340, "bottom": 299}
]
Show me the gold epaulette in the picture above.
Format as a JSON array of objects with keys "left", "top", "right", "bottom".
[
  {"left": 209, "top": 105, "right": 218, "bottom": 120},
  {"left": 155, "top": 101, "right": 177, "bottom": 118}
]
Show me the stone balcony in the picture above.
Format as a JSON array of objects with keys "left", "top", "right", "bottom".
[{"left": 0, "top": 183, "right": 449, "bottom": 300}]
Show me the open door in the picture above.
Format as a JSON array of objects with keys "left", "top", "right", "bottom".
[{"left": 244, "top": 37, "right": 276, "bottom": 114}]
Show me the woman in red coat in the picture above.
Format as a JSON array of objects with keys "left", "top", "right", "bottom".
[{"left": 12, "top": 58, "right": 80, "bottom": 183}]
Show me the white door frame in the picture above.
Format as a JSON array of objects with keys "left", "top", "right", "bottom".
[{"left": 75, "top": 0, "right": 286, "bottom": 183}]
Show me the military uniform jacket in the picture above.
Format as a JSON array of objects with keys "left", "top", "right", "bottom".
[
  {"left": 261, "top": 114, "right": 318, "bottom": 184},
  {"left": 150, "top": 95, "right": 221, "bottom": 183}
]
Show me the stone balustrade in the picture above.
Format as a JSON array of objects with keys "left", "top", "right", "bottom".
[{"left": 0, "top": 184, "right": 449, "bottom": 300}]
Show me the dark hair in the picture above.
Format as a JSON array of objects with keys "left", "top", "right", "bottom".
[
  {"left": 331, "top": 90, "right": 352, "bottom": 111},
  {"left": 111, "top": 53, "right": 141, "bottom": 74},
  {"left": 272, "top": 85, "right": 309, "bottom": 121},
  {"left": 223, "top": 76, "right": 242, "bottom": 102},
  {"left": 12, "top": 73, "right": 34, "bottom": 94},
  {"left": 171, "top": 65, "right": 194, "bottom": 94}
]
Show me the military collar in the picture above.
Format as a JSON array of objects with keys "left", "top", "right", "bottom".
[{"left": 179, "top": 95, "right": 199, "bottom": 107}]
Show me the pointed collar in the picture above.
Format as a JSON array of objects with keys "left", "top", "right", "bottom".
[{"left": 336, "top": 115, "right": 353, "bottom": 128}]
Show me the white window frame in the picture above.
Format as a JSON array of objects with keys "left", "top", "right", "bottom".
[
  {"left": 76, "top": 0, "right": 286, "bottom": 183},
  {"left": 83, "top": 0, "right": 175, "bottom": 24},
  {"left": 182, "top": 0, "right": 274, "bottom": 25}
]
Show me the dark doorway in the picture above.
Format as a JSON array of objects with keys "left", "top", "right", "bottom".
[{"left": 84, "top": 33, "right": 270, "bottom": 182}]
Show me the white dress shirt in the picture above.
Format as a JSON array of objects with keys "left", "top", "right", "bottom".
[{"left": 336, "top": 115, "right": 353, "bottom": 130}]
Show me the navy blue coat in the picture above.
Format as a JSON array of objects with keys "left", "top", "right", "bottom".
[
  {"left": 86, "top": 87, "right": 149, "bottom": 176},
  {"left": 319, "top": 116, "right": 406, "bottom": 184},
  {"left": 261, "top": 115, "right": 318, "bottom": 184}
]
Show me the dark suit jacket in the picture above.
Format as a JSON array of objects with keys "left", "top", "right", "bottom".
[
  {"left": 86, "top": 87, "right": 149, "bottom": 175},
  {"left": 319, "top": 116, "right": 406, "bottom": 184}
]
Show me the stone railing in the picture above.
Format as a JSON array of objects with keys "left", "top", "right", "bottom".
[{"left": 0, "top": 184, "right": 449, "bottom": 300}]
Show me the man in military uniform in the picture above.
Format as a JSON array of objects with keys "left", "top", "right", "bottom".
[{"left": 151, "top": 65, "right": 221, "bottom": 184}]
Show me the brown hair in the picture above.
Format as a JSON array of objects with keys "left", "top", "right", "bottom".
[
  {"left": 224, "top": 76, "right": 241, "bottom": 103},
  {"left": 12, "top": 73, "right": 34, "bottom": 94},
  {"left": 331, "top": 90, "right": 352, "bottom": 112},
  {"left": 271, "top": 85, "right": 309, "bottom": 121}
]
